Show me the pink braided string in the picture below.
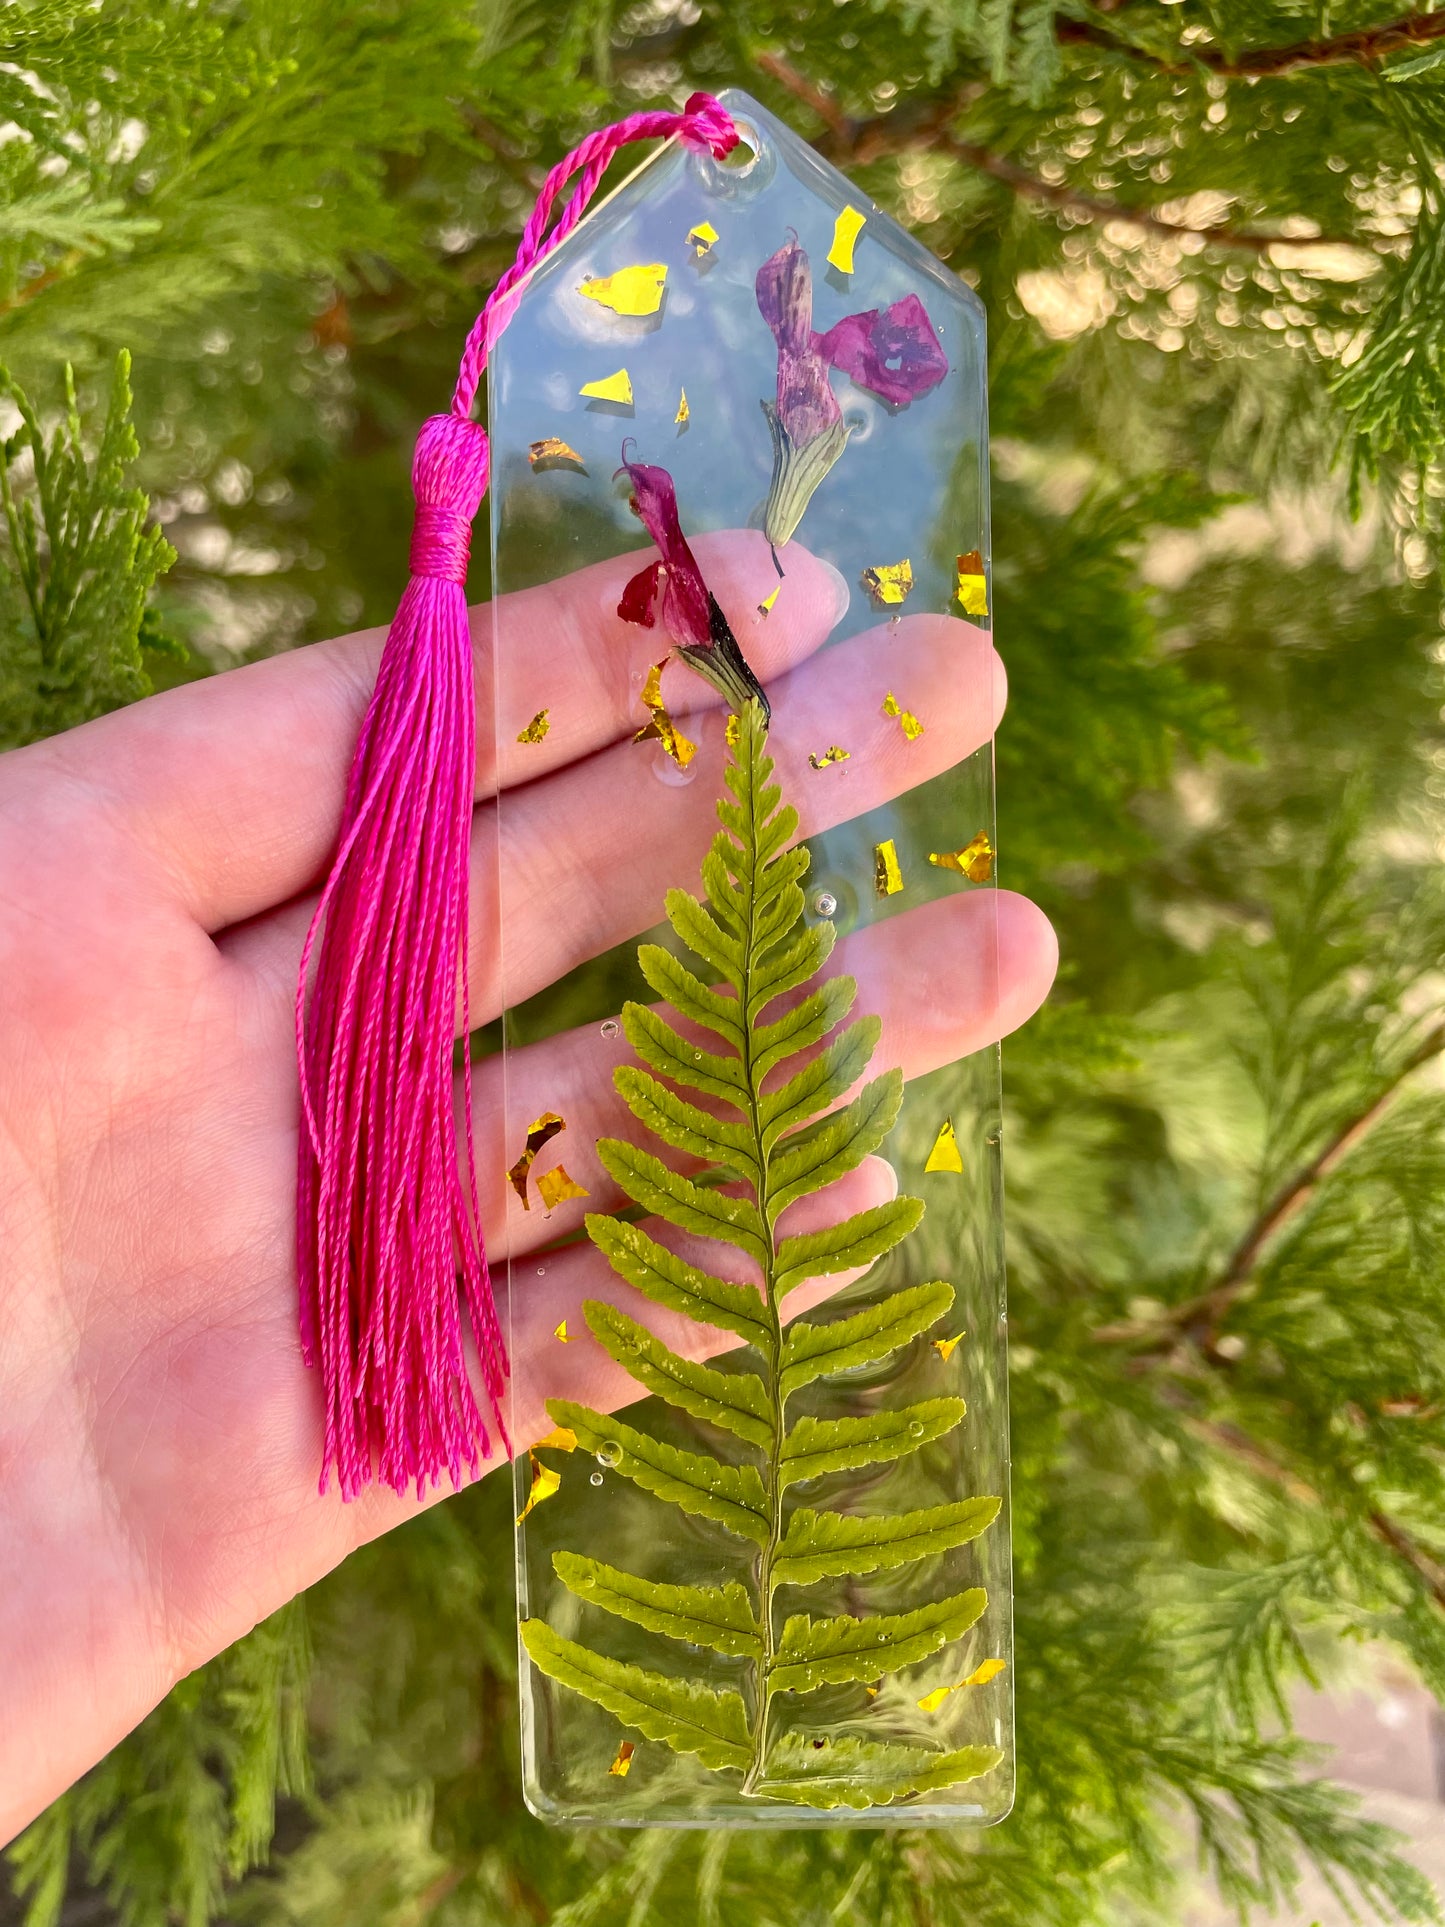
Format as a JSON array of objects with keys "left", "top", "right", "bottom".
[{"left": 296, "top": 94, "right": 739, "bottom": 1500}]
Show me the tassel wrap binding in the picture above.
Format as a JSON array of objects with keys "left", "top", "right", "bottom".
[{"left": 296, "top": 96, "right": 739, "bottom": 1500}]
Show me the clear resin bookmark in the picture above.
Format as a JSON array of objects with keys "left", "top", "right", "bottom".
[{"left": 488, "top": 89, "right": 1007, "bottom": 1825}]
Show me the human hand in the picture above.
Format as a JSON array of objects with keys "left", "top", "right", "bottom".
[{"left": 0, "top": 532, "right": 1055, "bottom": 1841}]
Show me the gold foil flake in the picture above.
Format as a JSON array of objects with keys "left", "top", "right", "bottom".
[
  {"left": 633, "top": 659, "right": 697, "bottom": 769},
  {"left": 687, "top": 221, "right": 719, "bottom": 256},
  {"left": 517, "top": 1451, "right": 561, "bottom": 1523},
  {"left": 861, "top": 559, "right": 913, "bottom": 608},
  {"left": 725, "top": 712, "right": 741, "bottom": 750},
  {"left": 609, "top": 1740, "right": 636, "bottom": 1778},
  {"left": 925, "top": 1118, "right": 964, "bottom": 1175},
  {"left": 757, "top": 585, "right": 779, "bottom": 618},
  {"left": 933, "top": 1332, "right": 965, "bottom": 1362},
  {"left": 882, "top": 691, "right": 924, "bottom": 741},
  {"left": 929, "top": 831, "right": 994, "bottom": 883},
  {"left": 517, "top": 708, "right": 551, "bottom": 745},
  {"left": 827, "top": 205, "right": 867, "bottom": 273},
  {"left": 808, "top": 745, "right": 851, "bottom": 769},
  {"left": 580, "top": 368, "right": 634, "bottom": 405},
  {"left": 553, "top": 1318, "right": 570, "bottom": 1343},
  {"left": 528, "top": 437, "right": 586, "bottom": 471},
  {"left": 955, "top": 549, "right": 988, "bottom": 618},
  {"left": 675, "top": 387, "right": 690, "bottom": 426},
  {"left": 536, "top": 1425, "right": 577, "bottom": 1453},
  {"left": 508, "top": 1111, "right": 566, "bottom": 1208},
  {"left": 873, "top": 839, "right": 903, "bottom": 898},
  {"left": 864, "top": 1684, "right": 880, "bottom": 1698},
  {"left": 918, "top": 1660, "right": 1006, "bottom": 1714},
  {"left": 537, "top": 1164, "right": 590, "bottom": 1212},
  {"left": 578, "top": 264, "right": 667, "bottom": 316}
]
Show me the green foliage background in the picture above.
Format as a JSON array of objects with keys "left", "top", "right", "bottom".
[{"left": 5, "top": 0, "right": 1445, "bottom": 1919}]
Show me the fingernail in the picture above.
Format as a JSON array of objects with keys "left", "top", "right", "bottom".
[{"left": 816, "top": 555, "right": 850, "bottom": 628}]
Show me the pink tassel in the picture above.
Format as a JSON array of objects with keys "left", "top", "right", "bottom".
[{"left": 297, "top": 97, "right": 740, "bottom": 1498}]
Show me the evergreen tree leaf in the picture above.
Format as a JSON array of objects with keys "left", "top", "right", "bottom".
[
  {"left": 773, "top": 1197, "right": 925, "bottom": 1298},
  {"left": 546, "top": 1399, "right": 771, "bottom": 1546},
  {"left": 519, "top": 1622, "right": 752, "bottom": 1770},
  {"left": 595, "top": 1138, "right": 768, "bottom": 1263},
  {"left": 636, "top": 942, "right": 744, "bottom": 1048},
  {"left": 582, "top": 1300, "right": 774, "bottom": 1447},
  {"left": 583, "top": 1215, "right": 770, "bottom": 1346},
  {"left": 552, "top": 1553, "right": 763, "bottom": 1659},
  {"left": 612, "top": 1065, "right": 760, "bottom": 1181},
  {"left": 773, "top": 1497, "right": 1003, "bottom": 1586},
  {"left": 780, "top": 1398, "right": 967, "bottom": 1485},
  {"left": 767, "top": 1069, "right": 904, "bottom": 1216},
  {"left": 770, "top": 1586, "right": 988, "bottom": 1692},
  {"left": 780, "top": 1277, "right": 956, "bottom": 1397}
]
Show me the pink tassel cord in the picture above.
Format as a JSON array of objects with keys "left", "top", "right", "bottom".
[{"left": 297, "top": 96, "right": 740, "bottom": 1499}]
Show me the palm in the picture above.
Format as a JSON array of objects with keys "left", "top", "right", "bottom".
[{"left": 0, "top": 531, "right": 1054, "bottom": 1842}]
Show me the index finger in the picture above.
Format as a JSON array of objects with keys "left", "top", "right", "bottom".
[{"left": 20, "top": 531, "right": 847, "bottom": 934}]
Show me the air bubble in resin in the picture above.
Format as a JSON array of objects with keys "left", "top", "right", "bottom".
[
  {"left": 600, "top": 1018, "right": 621, "bottom": 1040},
  {"left": 596, "top": 1441, "right": 623, "bottom": 1469},
  {"left": 813, "top": 891, "right": 838, "bottom": 918},
  {"left": 589, "top": 1471, "right": 604, "bottom": 1487}
]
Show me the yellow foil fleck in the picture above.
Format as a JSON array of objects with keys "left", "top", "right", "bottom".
[
  {"left": 517, "top": 1451, "right": 561, "bottom": 1523},
  {"left": 578, "top": 263, "right": 667, "bottom": 316},
  {"left": 528, "top": 438, "right": 586, "bottom": 470},
  {"left": 861, "top": 559, "right": 913, "bottom": 607},
  {"left": 580, "top": 368, "right": 634, "bottom": 405},
  {"left": 675, "top": 387, "right": 690, "bottom": 426},
  {"left": 864, "top": 1684, "right": 880, "bottom": 1698},
  {"left": 808, "top": 745, "right": 851, "bottom": 769},
  {"left": 537, "top": 1164, "right": 591, "bottom": 1212},
  {"left": 553, "top": 1318, "right": 570, "bottom": 1343},
  {"left": 882, "top": 691, "right": 924, "bottom": 741},
  {"left": 633, "top": 658, "right": 697, "bottom": 769},
  {"left": 873, "top": 838, "right": 903, "bottom": 898},
  {"left": 918, "top": 1661, "right": 1005, "bottom": 1713},
  {"left": 757, "top": 585, "right": 779, "bottom": 618},
  {"left": 966, "top": 1658, "right": 1008, "bottom": 1688},
  {"left": 929, "top": 831, "right": 994, "bottom": 883},
  {"left": 516, "top": 708, "right": 550, "bottom": 745},
  {"left": 609, "top": 1740, "right": 636, "bottom": 1778},
  {"left": 933, "top": 1333, "right": 965, "bottom": 1362},
  {"left": 827, "top": 204, "right": 867, "bottom": 273},
  {"left": 725, "top": 712, "right": 741, "bottom": 750},
  {"left": 687, "top": 220, "right": 718, "bottom": 255},
  {"left": 925, "top": 1118, "right": 964, "bottom": 1175},
  {"left": 508, "top": 1111, "right": 566, "bottom": 1208},
  {"left": 955, "top": 549, "right": 988, "bottom": 618},
  {"left": 536, "top": 1425, "right": 577, "bottom": 1453}
]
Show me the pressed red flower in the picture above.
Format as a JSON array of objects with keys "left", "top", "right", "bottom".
[
  {"left": 615, "top": 452, "right": 770, "bottom": 720},
  {"left": 814, "top": 292, "right": 949, "bottom": 407},
  {"left": 754, "top": 240, "right": 948, "bottom": 549}
]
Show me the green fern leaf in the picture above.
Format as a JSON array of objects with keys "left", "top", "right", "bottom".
[
  {"left": 546, "top": 1400, "right": 770, "bottom": 1547},
  {"left": 767, "top": 1070, "right": 904, "bottom": 1216},
  {"left": 595, "top": 1138, "right": 767, "bottom": 1263},
  {"left": 780, "top": 1399, "right": 967, "bottom": 1486},
  {"left": 553, "top": 1554, "right": 763, "bottom": 1659},
  {"left": 613, "top": 1066, "right": 760, "bottom": 1180},
  {"left": 780, "top": 1278, "right": 956, "bottom": 1398},
  {"left": 773, "top": 1197, "right": 925, "bottom": 1299},
  {"left": 519, "top": 1622, "right": 752, "bottom": 1770},
  {"left": 756, "top": 1735, "right": 1004, "bottom": 1808},
  {"left": 773, "top": 1497, "right": 1002, "bottom": 1586},
  {"left": 770, "top": 1587, "right": 988, "bottom": 1692},
  {"left": 530, "top": 703, "right": 1002, "bottom": 1803},
  {"left": 582, "top": 1301, "right": 774, "bottom": 1447},
  {"left": 582, "top": 1216, "right": 770, "bottom": 1347}
]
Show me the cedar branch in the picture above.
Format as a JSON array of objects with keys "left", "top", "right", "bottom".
[{"left": 1058, "top": 6, "right": 1445, "bottom": 80}]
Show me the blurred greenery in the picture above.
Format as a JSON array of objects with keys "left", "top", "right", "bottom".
[{"left": 5, "top": 0, "right": 1445, "bottom": 1921}]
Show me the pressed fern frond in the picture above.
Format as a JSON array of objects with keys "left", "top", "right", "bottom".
[{"left": 520, "top": 702, "right": 1002, "bottom": 1808}]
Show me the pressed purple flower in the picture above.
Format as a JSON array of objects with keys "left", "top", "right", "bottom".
[
  {"left": 615, "top": 453, "right": 770, "bottom": 721},
  {"left": 814, "top": 292, "right": 949, "bottom": 407},
  {"left": 755, "top": 241, "right": 950, "bottom": 549},
  {"left": 755, "top": 239, "right": 850, "bottom": 550}
]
